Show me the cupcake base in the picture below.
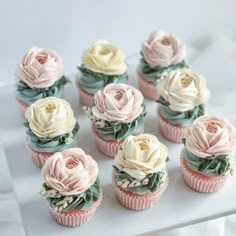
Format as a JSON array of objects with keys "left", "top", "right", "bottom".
[
  {"left": 16, "top": 96, "right": 29, "bottom": 118},
  {"left": 49, "top": 193, "right": 102, "bottom": 227},
  {"left": 137, "top": 70, "right": 160, "bottom": 100},
  {"left": 181, "top": 155, "right": 227, "bottom": 193},
  {"left": 93, "top": 128, "right": 123, "bottom": 158},
  {"left": 157, "top": 106, "right": 188, "bottom": 143},
  {"left": 113, "top": 175, "right": 168, "bottom": 210},
  {"left": 76, "top": 81, "right": 94, "bottom": 107},
  {"left": 27, "top": 143, "right": 53, "bottom": 168}
]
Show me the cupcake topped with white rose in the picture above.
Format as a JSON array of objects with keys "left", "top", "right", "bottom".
[
  {"left": 77, "top": 40, "right": 128, "bottom": 107},
  {"left": 138, "top": 31, "right": 188, "bottom": 100},
  {"left": 157, "top": 69, "right": 210, "bottom": 143},
  {"left": 83, "top": 83, "right": 146, "bottom": 157},
  {"left": 40, "top": 148, "right": 102, "bottom": 227},
  {"left": 181, "top": 115, "right": 236, "bottom": 193},
  {"left": 25, "top": 97, "right": 79, "bottom": 168},
  {"left": 16, "top": 47, "right": 69, "bottom": 117},
  {"left": 113, "top": 134, "right": 168, "bottom": 210}
]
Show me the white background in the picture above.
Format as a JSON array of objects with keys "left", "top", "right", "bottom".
[{"left": 1, "top": 1, "right": 236, "bottom": 236}]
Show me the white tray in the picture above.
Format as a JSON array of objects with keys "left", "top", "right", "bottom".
[{"left": 1, "top": 68, "right": 236, "bottom": 236}]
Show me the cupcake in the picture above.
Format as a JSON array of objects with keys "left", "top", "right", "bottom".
[
  {"left": 25, "top": 97, "right": 79, "bottom": 168},
  {"left": 77, "top": 40, "right": 127, "bottom": 107},
  {"left": 83, "top": 83, "right": 146, "bottom": 157},
  {"left": 113, "top": 134, "right": 168, "bottom": 210},
  {"left": 40, "top": 148, "right": 102, "bottom": 227},
  {"left": 156, "top": 69, "right": 210, "bottom": 143},
  {"left": 181, "top": 115, "right": 236, "bottom": 193},
  {"left": 138, "top": 31, "right": 188, "bottom": 100},
  {"left": 16, "top": 47, "right": 69, "bottom": 117}
]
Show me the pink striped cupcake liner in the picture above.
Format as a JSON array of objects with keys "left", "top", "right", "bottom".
[
  {"left": 16, "top": 96, "right": 29, "bottom": 118},
  {"left": 49, "top": 193, "right": 102, "bottom": 227},
  {"left": 137, "top": 70, "right": 160, "bottom": 100},
  {"left": 76, "top": 81, "right": 94, "bottom": 107},
  {"left": 181, "top": 155, "right": 227, "bottom": 193},
  {"left": 27, "top": 143, "right": 53, "bottom": 168},
  {"left": 157, "top": 106, "right": 188, "bottom": 143},
  {"left": 93, "top": 128, "right": 123, "bottom": 158},
  {"left": 113, "top": 175, "right": 168, "bottom": 210}
]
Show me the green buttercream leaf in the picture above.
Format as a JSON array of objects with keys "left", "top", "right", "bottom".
[
  {"left": 156, "top": 96, "right": 170, "bottom": 106},
  {"left": 95, "top": 104, "right": 147, "bottom": 141},
  {"left": 184, "top": 149, "right": 231, "bottom": 176},
  {"left": 26, "top": 122, "right": 79, "bottom": 153},
  {"left": 16, "top": 76, "right": 68, "bottom": 105}
]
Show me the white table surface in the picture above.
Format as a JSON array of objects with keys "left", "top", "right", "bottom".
[{"left": 1, "top": 51, "right": 236, "bottom": 235}]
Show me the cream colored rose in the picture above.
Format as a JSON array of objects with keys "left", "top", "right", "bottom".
[
  {"left": 82, "top": 40, "right": 127, "bottom": 75},
  {"left": 25, "top": 97, "right": 76, "bottom": 138},
  {"left": 115, "top": 134, "right": 168, "bottom": 180},
  {"left": 16, "top": 47, "right": 64, "bottom": 88},
  {"left": 159, "top": 69, "right": 210, "bottom": 112}
]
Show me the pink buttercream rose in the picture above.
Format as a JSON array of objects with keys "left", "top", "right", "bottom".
[
  {"left": 16, "top": 47, "right": 64, "bottom": 88},
  {"left": 142, "top": 31, "right": 186, "bottom": 68},
  {"left": 185, "top": 115, "right": 236, "bottom": 158},
  {"left": 92, "top": 83, "right": 144, "bottom": 123},
  {"left": 42, "top": 148, "right": 98, "bottom": 196}
]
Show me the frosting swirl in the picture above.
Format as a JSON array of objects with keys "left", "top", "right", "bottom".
[
  {"left": 159, "top": 69, "right": 210, "bottom": 112},
  {"left": 25, "top": 97, "right": 76, "bottom": 138},
  {"left": 142, "top": 31, "right": 186, "bottom": 67},
  {"left": 185, "top": 115, "right": 236, "bottom": 158},
  {"left": 115, "top": 134, "right": 168, "bottom": 180},
  {"left": 92, "top": 83, "right": 144, "bottom": 123},
  {"left": 42, "top": 148, "right": 98, "bottom": 196},
  {"left": 16, "top": 47, "right": 64, "bottom": 88},
  {"left": 82, "top": 40, "right": 127, "bottom": 75}
]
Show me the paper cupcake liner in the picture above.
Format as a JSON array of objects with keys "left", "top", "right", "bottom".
[
  {"left": 16, "top": 97, "right": 29, "bottom": 118},
  {"left": 27, "top": 143, "right": 53, "bottom": 168},
  {"left": 49, "top": 193, "right": 102, "bottom": 227},
  {"left": 157, "top": 106, "right": 188, "bottom": 143},
  {"left": 76, "top": 81, "right": 94, "bottom": 107},
  {"left": 93, "top": 129, "right": 123, "bottom": 158},
  {"left": 137, "top": 70, "right": 160, "bottom": 100},
  {"left": 181, "top": 154, "right": 227, "bottom": 193},
  {"left": 113, "top": 175, "right": 168, "bottom": 210}
]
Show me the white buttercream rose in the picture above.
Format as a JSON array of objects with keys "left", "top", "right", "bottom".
[
  {"left": 82, "top": 40, "right": 127, "bottom": 75},
  {"left": 159, "top": 69, "right": 210, "bottom": 112},
  {"left": 16, "top": 47, "right": 64, "bottom": 88},
  {"left": 115, "top": 134, "right": 168, "bottom": 180},
  {"left": 25, "top": 97, "right": 76, "bottom": 138},
  {"left": 185, "top": 115, "right": 236, "bottom": 158},
  {"left": 92, "top": 83, "right": 144, "bottom": 123},
  {"left": 142, "top": 31, "right": 186, "bottom": 67},
  {"left": 42, "top": 148, "right": 98, "bottom": 196}
]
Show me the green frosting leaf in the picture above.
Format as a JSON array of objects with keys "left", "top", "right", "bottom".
[
  {"left": 16, "top": 76, "right": 68, "bottom": 105},
  {"left": 157, "top": 97, "right": 205, "bottom": 126},
  {"left": 43, "top": 177, "right": 101, "bottom": 212},
  {"left": 138, "top": 53, "right": 188, "bottom": 84},
  {"left": 95, "top": 104, "right": 147, "bottom": 141},
  {"left": 78, "top": 65, "right": 127, "bottom": 94},
  {"left": 183, "top": 149, "right": 232, "bottom": 176},
  {"left": 113, "top": 165, "right": 167, "bottom": 194},
  {"left": 25, "top": 122, "right": 79, "bottom": 153}
]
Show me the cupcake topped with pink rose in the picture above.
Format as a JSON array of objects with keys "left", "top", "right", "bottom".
[
  {"left": 83, "top": 83, "right": 146, "bottom": 157},
  {"left": 138, "top": 31, "right": 188, "bottom": 100},
  {"left": 181, "top": 115, "right": 236, "bottom": 192},
  {"left": 16, "top": 47, "right": 69, "bottom": 114},
  {"left": 40, "top": 148, "right": 102, "bottom": 227},
  {"left": 77, "top": 40, "right": 128, "bottom": 106}
]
